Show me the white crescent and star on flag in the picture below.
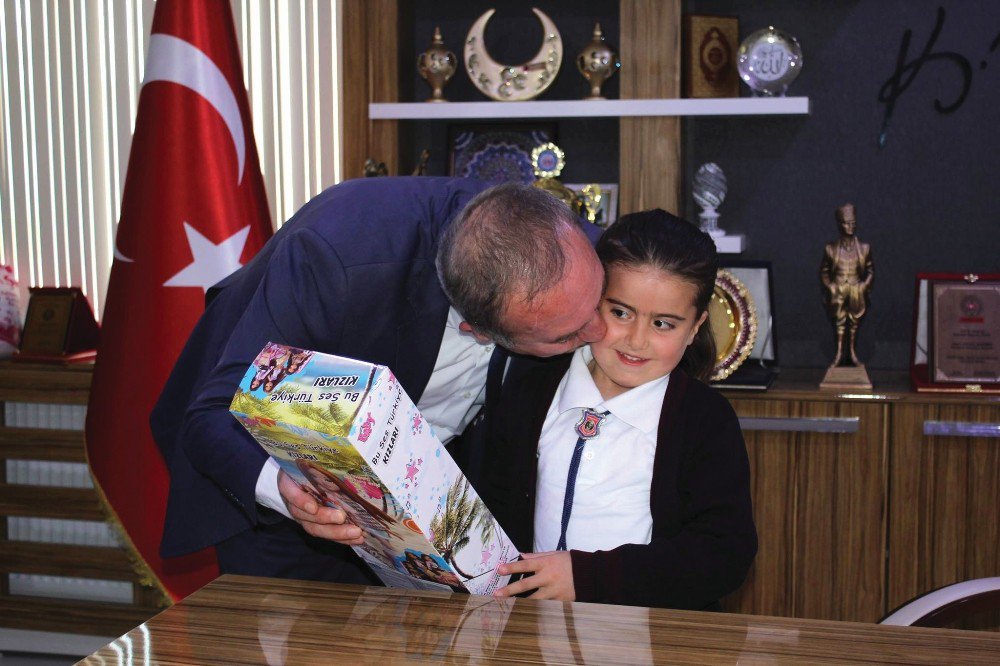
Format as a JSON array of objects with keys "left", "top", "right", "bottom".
[
  {"left": 162, "top": 223, "right": 251, "bottom": 292},
  {"left": 115, "top": 32, "right": 252, "bottom": 291}
]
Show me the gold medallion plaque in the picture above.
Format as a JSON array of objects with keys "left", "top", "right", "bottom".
[{"left": 709, "top": 270, "right": 757, "bottom": 381}]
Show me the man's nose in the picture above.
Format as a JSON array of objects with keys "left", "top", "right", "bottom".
[{"left": 577, "top": 313, "right": 607, "bottom": 343}]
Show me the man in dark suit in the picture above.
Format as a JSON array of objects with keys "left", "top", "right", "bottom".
[{"left": 151, "top": 177, "right": 605, "bottom": 584}]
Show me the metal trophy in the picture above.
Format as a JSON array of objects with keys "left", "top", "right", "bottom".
[
  {"left": 531, "top": 143, "right": 582, "bottom": 216},
  {"left": 576, "top": 23, "right": 620, "bottom": 100},
  {"left": 417, "top": 27, "right": 457, "bottom": 103},
  {"left": 577, "top": 184, "right": 604, "bottom": 225},
  {"left": 692, "top": 163, "right": 728, "bottom": 238}
]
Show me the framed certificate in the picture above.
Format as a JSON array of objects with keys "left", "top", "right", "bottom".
[
  {"left": 911, "top": 272, "right": 1000, "bottom": 393},
  {"left": 14, "top": 287, "right": 99, "bottom": 363}
]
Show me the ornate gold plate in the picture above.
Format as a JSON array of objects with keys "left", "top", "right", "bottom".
[{"left": 708, "top": 269, "right": 757, "bottom": 381}]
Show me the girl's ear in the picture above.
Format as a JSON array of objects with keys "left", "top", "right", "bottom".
[{"left": 687, "top": 310, "right": 709, "bottom": 346}]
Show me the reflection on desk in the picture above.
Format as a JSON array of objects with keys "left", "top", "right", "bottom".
[{"left": 81, "top": 575, "right": 1000, "bottom": 665}]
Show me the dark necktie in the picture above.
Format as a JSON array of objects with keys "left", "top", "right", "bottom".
[{"left": 556, "top": 408, "right": 609, "bottom": 551}]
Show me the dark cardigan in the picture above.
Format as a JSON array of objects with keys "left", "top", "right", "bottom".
[{"left": 480, "top": 356, "right": 757, "bottom": 610}]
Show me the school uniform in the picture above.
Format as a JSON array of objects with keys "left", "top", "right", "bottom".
[{"left": 481, "top": 347, "right": 757, "bottom": 610}]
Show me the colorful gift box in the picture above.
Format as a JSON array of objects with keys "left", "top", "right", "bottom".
[{"left": 230, "top": 342, "right": 519, "bottom": 595}]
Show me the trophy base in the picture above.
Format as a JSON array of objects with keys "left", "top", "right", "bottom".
[
  {"left": 820, "top": 363, "right": 873, "bottom": 392},
  {"left": 713, "top": 234, "right": 745, "bottom": 254}
]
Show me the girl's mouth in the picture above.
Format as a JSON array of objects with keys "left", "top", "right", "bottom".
[{"left": 616, "top": 351, "right": 647, "bottom": 366}]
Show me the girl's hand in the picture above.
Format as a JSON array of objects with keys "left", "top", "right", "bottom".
[{"left": 493, "top": 551, "right": 575, "bottom": 601}]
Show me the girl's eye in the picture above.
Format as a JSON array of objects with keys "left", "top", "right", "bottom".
[
  {"left": 610, "top": 307, "right": 629, "bottom": 319},
  {"left": 653, "top": 319, "right": 675, "bottom": 330}
]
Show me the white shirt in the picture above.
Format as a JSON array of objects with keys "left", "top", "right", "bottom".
[
  {"left": 534, "top": 346, "right": 667, "bottom": 553},
  {"left": 256, "top": 306, "right": 493, "bottom": 517}
]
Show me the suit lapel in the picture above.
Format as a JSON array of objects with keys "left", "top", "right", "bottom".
[
  {"left": 515, "top": 356, "right": 572, "bottom": 548},
  {"left": 393, "top": 258, "right": 450, "bottom": 403}
]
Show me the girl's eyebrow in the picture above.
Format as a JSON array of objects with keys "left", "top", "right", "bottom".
[{"left": 605, "top": 296, "right": 686, "bottom": 321}]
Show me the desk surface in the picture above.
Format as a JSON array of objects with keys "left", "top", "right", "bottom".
[{"left": 80, "top": 575, "right": 1000, "bottom": 665}]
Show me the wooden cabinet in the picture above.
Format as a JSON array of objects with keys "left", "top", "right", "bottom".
[
  {"left": 2, "top": 362, "right": 995, "bottom": 632},
  {"left": 719, "top": 370, "right": 1000, "bottom": 626},
  {"left": 721, "top": 392, "right": 887, "bottom": 622},
  {"left": 0, "top": 361, "right": 165, "bottom": 637},
  {"left": 889, "top": 400, "right": 1000, "bottom": 630}
]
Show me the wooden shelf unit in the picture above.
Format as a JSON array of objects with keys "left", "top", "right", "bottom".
[{"left": 0, "top": 361, "right": 165, "bottom": 637}]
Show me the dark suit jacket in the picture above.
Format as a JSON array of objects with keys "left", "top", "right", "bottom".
[
  {"left": 151, "top": 176, "right": 489, "bottom": 559},
  {"left": 481, "top": 358, "right": 758, "bottom": 610}
]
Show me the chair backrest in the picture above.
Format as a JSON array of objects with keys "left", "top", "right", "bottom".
[{"left": 880, "top": 577, "right": 1000, "bottom": 627}]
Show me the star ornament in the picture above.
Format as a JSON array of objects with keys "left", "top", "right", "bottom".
[{"left": 163, "top": 222, "right": 251, "bottom": 292}]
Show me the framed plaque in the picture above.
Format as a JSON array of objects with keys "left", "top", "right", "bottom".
[
  {"left": 713, "top": 261, "right": 778, "bottom": 390},
  {"left": 708, "top": 269, "right": 757, "bottom": 382},
  {"left": 15, "top": 287, "right": 99, "bottom": 363},
  {"left": 911, "top": 272, "right": 1000, "bottom": 393},
  {"left": 682, "top": 14, "right": 739, "bottom": 99}
]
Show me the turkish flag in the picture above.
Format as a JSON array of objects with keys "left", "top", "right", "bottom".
[{"left": 86, "top": 0, "right": 272, "bottom": 601}]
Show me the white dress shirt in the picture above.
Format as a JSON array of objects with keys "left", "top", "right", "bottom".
[
  {"left": 256, "top": 307, "right": 493, "bottom": 517},
  {"left": 534, "top": 346, "right": 668, "bottom": 553}
]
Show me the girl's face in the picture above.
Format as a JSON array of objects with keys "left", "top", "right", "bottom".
[{"left": 589, "top": 264, "right": 707, "bottom": 400}]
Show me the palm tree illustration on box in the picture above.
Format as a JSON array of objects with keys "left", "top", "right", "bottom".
[{"left": 430, "top": 477, "right": 496, "bottom": 579}]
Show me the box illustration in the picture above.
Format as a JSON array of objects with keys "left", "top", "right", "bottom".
[{"left": 229, "top": 342, "right": 519, "bottom": 595}]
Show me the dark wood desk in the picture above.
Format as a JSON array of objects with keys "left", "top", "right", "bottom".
[{"left": 81, "top": 575, "right": 1000, "bottom": 664}]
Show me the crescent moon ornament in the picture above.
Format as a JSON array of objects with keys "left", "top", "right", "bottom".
[{"left": 464, "top": 8, "right": 563, "bottom": 101}]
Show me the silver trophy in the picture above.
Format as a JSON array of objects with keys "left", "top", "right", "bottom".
[{"left": 692, "top": 162, "right": 727, "bottom": 238}]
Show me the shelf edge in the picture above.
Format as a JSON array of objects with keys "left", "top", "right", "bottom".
[{"left": 369, "top": 97, "right": 810, "bottom": 120}]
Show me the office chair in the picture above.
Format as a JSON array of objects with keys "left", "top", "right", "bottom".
[{"left": 880, "top": 577, "right": 1000, "bottom": 628}]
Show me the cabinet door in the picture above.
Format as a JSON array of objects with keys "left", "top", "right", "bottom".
[
  {"left": 888, "top": 402, "right": 1000, "bottom": 630},
  {"left": 721, "top": 398, "right": 887, "bottom": 622}
]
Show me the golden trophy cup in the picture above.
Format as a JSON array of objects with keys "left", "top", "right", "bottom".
[
  {"left": 417, "top": 27, "right": 457, "bottom": 103},
  {"left": 576, "top": 23, "right": 620, "bottom": 100},
  {"left": 531, "top": 143, "right": 582, "bottom": 217}
]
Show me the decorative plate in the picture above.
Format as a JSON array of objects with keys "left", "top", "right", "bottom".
[
  {"left": 450, "top": 126, "right": 554, "bottom": 184},
  {"left": 709, "top": 269, "right": 758, "bottom": 381}
]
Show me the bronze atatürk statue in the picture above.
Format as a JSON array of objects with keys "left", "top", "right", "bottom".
[{"left": 820, "top": 203, "right": 873, "bottom": 387}]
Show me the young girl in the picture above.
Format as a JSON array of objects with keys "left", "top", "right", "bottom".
[{"left": 482, "top": 209, "right": 757, "bottom": 610}]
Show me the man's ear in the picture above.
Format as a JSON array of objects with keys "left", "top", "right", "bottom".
[{"left": 458, "top": 321, "right": 495, "bottom": 345}]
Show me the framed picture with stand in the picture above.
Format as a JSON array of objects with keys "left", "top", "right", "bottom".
[
  {"left": 910, "top": 272, "right": 1000, "bottom": 393},
  {"left": 14, "top": 287, "right": 99, "bottom": 364}
]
